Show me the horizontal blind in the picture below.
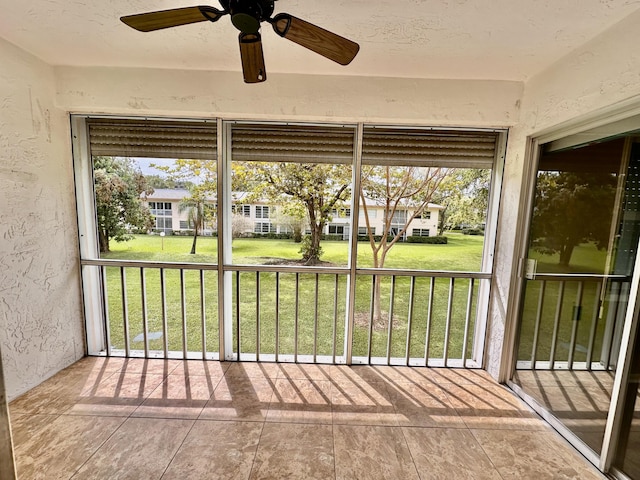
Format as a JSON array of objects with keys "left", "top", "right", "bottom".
[
  {"left": 87, "top": 118, "right": 217, "bottom": 159},
  {"left": 362, "top": 128, "right": 498, "bottom": 168},
  {"left": 231, "top": 124, "right": 355, "bottom": 164}
]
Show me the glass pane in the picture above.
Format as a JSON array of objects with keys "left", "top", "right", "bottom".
[
  {"left": 93, "top": 156, "right": 218, "bottom": 263},
  {"left": 514, "top": 136, "right": 640, "bottom": 456}
]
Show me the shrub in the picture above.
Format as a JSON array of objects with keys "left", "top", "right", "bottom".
[
  {"left": 406, "top": 235, "right": 448, "bottom": 244},
  {"left": 462, "top": 228, "right": 484, "bottom": 236}
]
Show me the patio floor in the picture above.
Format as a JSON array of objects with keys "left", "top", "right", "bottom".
[{"left": 8, "top": 358, "right": 606, "bottom": 479}]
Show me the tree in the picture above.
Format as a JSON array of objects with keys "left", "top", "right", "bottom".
[
  {"left": 432, "top": 169, "right": 491, "bottom": 235},
  {"left": 179, "top": 193, "right": 214, "bottom": 254},
  {"left": 151, "top": 159, "right": 217, "bottom": 254},
  {"left": 360, "top": 165, "right": 448, "bottom": 320},
  {"left": 94, "top": 156, "right": 154, "bottom": 253},
  {"left": 244, "top": 162, "right": 351, "bottom": 264},
  {"left": 271, "top": 203, "right": 307, "bottom": 242},
  {"left": 530, "top": 171, "right": 617, "bottom": 266},
  {"left": 231, "top": 213, "right": 253, "bottom": 239}
]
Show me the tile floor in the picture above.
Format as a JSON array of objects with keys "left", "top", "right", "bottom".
[
  {"left": 9, "top": 358, "right": 607, "bottom": 479},
  {"left": 514, "top": 369, "right": 640, "bottom": 477}
]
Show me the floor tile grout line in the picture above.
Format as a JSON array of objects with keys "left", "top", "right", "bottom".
[
  {"left": 247, "top": 420, "right": 268, "bottom": 479},
  {"left": 330, "top": 421, "right": 337, "bottom": 480},
  {"left": 466, "top": 427, "right": 507, "bottom": 480},
  {"left": 397, "top": 423, "right": 425, "bottom": 480},
  {"left": 158, "top": 418, "right": 199, "bottom": 480},
  {"left": 65, "top": 414, "right": 130, "bottom": 480}
]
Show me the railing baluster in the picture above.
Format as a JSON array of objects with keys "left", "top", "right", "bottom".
[
  {"left": 367, "top": 276, "right": 376, "bottom": 364},
  {"left": 160, "top": 268, "right": 168, "bottom": 358},
  {"left": 586, "top": 281, "right": 603, "bottom": 370},
  {"left": 549, "top": 281, "right": 565, "bottom": 370},
  {"left": 405, "top": 276, "right": 416, "bottom": 366},
  {"left": 256, "top": 272, "right": 260, "bottom": 362},
  {"left": 236, "top": 271, "right": 240, "bottom": 361},
  {"left": 140, "top": 268, "right": 149, "bottom": 358},
  {"left": 424, "top": 277, "right": 435, "bottom": 366},
  {"left": 567, "top": 281, "right": 584, "bottom": 369},
  {"left": 294, "top": 273, "right": 299, "bottom": 363},
  {"left": 180, "top": 269, "right": 187, "bottom": 358},
  {"left": 386, "top": 275, "right": 396, "bottom": 365},
  {"left": 200, "top": 270, "right": 206, "bottom": 360},
  {"left": 443, "top": 278, "right": 455, "bottom": 367},
  {"left": 530, "top": 280, "right": 546, "bottom": 369},
  {"left": 461, "top": 278, "right": 475, "bottom": 367},
  {"left": 275, "top": 272, "right": 280, "bottom": 362},
  {"left": 313, "top": 273, "right": 319, "bottom": 363},
  {"left": 100, "top": 266, "right": 112, "bottom": 357},
  {"left": 606, "top": 283, "right": 623, "bottom": 370},
  {"left": 120, "top": 267, "right": 130, "bottom": 357},
  {"left": 333, "top": 274, "right": 339, "bottom": 364}
]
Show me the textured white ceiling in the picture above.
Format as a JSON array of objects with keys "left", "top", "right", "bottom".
[{"left": 1, "top": 0, "right": 639, "bottom": 81}]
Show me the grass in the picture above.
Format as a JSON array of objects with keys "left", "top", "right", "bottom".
[
  {"left": 102, "top": 233, "right": 485, "bottom": 362},
  {"left": 102, "top": 235, "right": 618, "bottom": 367},
  {"left": 516, "top": 243, "right": 616, "bottom": 366}
]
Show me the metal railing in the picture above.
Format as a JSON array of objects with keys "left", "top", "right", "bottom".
[
  {"left": 82, "top": 258, "right": 491, "bottom": 367},
  {"left": 516, "top": 273, "right": 630, "bottom": 371}
]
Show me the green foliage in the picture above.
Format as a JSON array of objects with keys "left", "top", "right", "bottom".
[
  {"left": 406, "top": 235, "right": 448, "bottom": 244},
  {"left": 93, "top": 156, "right": 154, "bottom": 252},
  {"left": 238, "top": 161, "right": 352, "bottom": 264},
  {"left": 299, "top": 235, "right": 323, "bottom": 262},
  {"left": 530, "top": 172, "right": 616, "bottom": 266},
  {"left": 462, "top": 228, "right": 484, "bottom": 236},
  {"left": 432, "top": 169, "right": 491, "bottom": 234}
]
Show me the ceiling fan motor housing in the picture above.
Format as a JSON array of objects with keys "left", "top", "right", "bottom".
[{"left": 220, "top": 0, "right": 274, "bottom": 33}]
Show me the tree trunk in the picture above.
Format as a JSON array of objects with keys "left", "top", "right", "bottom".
[
  {"left": 190, "top": 230, "right": 198, "bottom": 255},
  {"left": 371, "top": 250, "right": 386, "bottom": 322},
  {"left": 98, "top": 230, "right": 110, "bottom": 253},
  {"left": 304, "top": 223, "right": 323, "bottom": 265},
  {"left": 438, "top": 206, "right": 447, "bottom": 236},
  {"left": 559, "top": 243, "right": 575, "bottom": 266}
]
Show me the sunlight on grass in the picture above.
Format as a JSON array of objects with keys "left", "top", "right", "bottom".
[{"left": 101, "top": 232, "right": 486, "bottom": 361}]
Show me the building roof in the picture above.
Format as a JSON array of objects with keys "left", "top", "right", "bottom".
[{"left": 145, "top": 188, "right": 443, "bottom": 210}]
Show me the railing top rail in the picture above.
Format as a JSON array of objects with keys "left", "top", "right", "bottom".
[
  {"left": 81, "top": 258, "right": 490, "bottom": 279},
  {"left": 529, "top": 273, "right": 630, "bottom": 282},
  {"left": 81, "top": 258, "right": 220, "bottom": 270}
]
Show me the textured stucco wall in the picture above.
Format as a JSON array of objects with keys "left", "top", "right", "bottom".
[
  {"left": 55, "top": 67, "right": 522, "bottom": 127},
  {"left": 485, "top": 9, "right": 640, "bottom": 379},
  {"left": 0, "top": 37, "right": 85, "bottom": 400}
]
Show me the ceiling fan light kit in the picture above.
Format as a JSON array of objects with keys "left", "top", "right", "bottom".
[{"left": 120, "top": 0, "right": 360, "bottom": 83}]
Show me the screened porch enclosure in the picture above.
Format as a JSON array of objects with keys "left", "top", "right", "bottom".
[{"left": 74, "top": 117, "right": 504, "bottom": 367}]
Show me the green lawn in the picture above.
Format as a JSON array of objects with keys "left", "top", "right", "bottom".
[
  {"left": 517, "top": 242, "right": 618, "bottom": 366},
  {"left": 101, "top": 234, "right": 618, "bottom": 367},
  {"left": 101, "top": 233, "right": 485, "bottom": 362}
]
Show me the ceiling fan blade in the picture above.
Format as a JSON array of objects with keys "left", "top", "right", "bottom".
[
  {"left": 121, "top": 6, "right": 224, "bottom": 32},
  {"left": 271, "top": 13, "right": 359, "bottom": 65},
  {"left": 239, "top": 33, "right": 267, "bottom": 83}
]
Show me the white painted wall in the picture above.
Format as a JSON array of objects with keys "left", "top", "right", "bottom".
[
  {"left": 486, "top": 9, "right": 640, "bottom": 379},
  {"left": 0, "top": 37, "right": 85, "bottom": 400},
  {"left": 55, "top": 67, "right": 522, "bottom": 127}
]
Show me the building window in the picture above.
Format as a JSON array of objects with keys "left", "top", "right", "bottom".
[
  {"left": 254, "top": 222, "right": 275, "bottom": 233},
  {"left": 150, "top": 201, "right": 173, "bottom": 232},
  {"left": 256, "top": 205, "right": 270, "bottom": 219},
  {"left": 412, "top": 228, "right": 430, "bottom": 237},
  {"left": 419, "top": 211, "right": 431, "bottom": 219},
  {"left": 358, "top": 226, "right": 375, "bottom": 235},
  {"left": 328, "top": 224, "right": 345, "bottom": 235}
]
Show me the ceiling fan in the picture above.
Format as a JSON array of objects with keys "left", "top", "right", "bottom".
[{"left": 120, "top": 0, "right": 360, "bottom": 83}]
